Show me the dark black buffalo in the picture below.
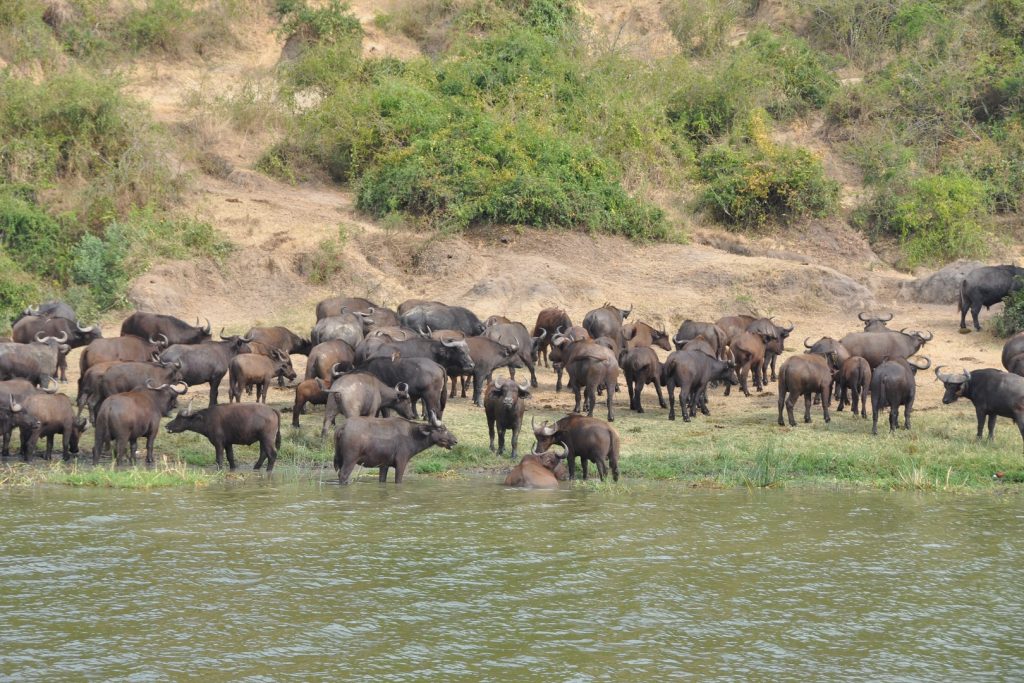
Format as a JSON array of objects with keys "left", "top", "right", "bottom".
[
  {"left": 484, "top": 378, "right": 530, "bottom": 459},
  {"left": 662, "top": 349, "right": 739, "bottom": 421},
  {"left": 619, "top": 346, "right": 665, "bottom": 413},
  {"left": 316, "top": 296, "right": 378, "bottom": 319},
  {"left": 482, "top": 322, "right": 543, "bottom": 387},
  {"left": 839, "top": 329, "right": 932, "bottom": 369},
  {"left": 359, "top": 356, "right": 448, "bottom": 422},
  {"left": 243, "top": 326, "right": 312, "bottom": 356},
  {"left": 870, "top": 356, "right": 931, "bottom": 435},
  {"left": 92, "top": 380, "right": 188, "bottom": 465},
  {"left": 121, "top": 313, "right": 212, "bottom": 345},
  {"left": 959, "top": 265, "right": 1024, "bottom": 331},
  {"left": 12, "top": 300, "right": 77, "bottom": 325},
  {"left": 776, "top": 352, "right": 837, "bottom": 427},
  {"left": 167, "top": 399, "right": 282, "bottom": 471},
  {"left": 745, "top": 318, "right": 794, "bottom": 383},
  {"left": 159, "top": 334, "right": 252, "bottom": 406},
  {"left": 532, "top": 414, "right": 620, "bottom": 482},
  {"left": 360, "top": 335, "right": 474, "bottom": 381},
  {"left": 333, "top": 415, "right": 458, "bottom": 484},
  {"left": 0, "top": 379, "right": 47, "bottom": 456},
  {"left": 532, "top": 308, "right": 573, "bottom": 367},
  {"left": 1002, "top": 332, "right": 1024, "bottom": 377},
  {"left": 859, "top": 311, "right": 893, "bottom": 332},
  {"left": 12, "top": 317, "right": 101, "bottom": 381},
  {"left": 836, "top": 356, "right": 872, "bottom": 418},
  {"left": 549, "top": 327, "right": 591, "bottom": 392},
  {"left": 936, "top": 367, "right": 1024, "bottom": 452},
  {"left": 582, "top": 303, "right": 632, "bottom": 350},
  {"left": 399, "top": 302, "right": 485, "bottom": 337}
]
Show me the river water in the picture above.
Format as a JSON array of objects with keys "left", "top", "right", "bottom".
[{"left": 1, "top": 478, "right": 1022, "bottom": 681}]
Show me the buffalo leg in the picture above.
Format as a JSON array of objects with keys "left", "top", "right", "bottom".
[
  {"left": 595, "top": 456, "right": 607, "bottom": 482},
  {"left": 527, "top": 359, "right": 538, "bottom": 388},
  {"left": 581, "top": 457, "right": 590, "bottom": 480},
  {"left": 987, "top": 413, "right": 998, "bottom": 442},
  {"left": 265, "top": 438, "right": 277, "bottom": 472},
  {"left": 45, "top": 433, "right": 55, "bottom": 460},
  {"left": 472, "top": 372, "right": 485, "bottom": 406},
  {"left": 461, "top": 375, "right": 469, "bottom": 399},
  {"left": 487, "top": 416, "right": 496, "bottom": 452},
  {"left": 510, "top": 424, "right": 520, "bottom": 460},
  {"left": 633, "top": 379, "right": 643, "bottom": 413},
  {"left": 214, "top": 443, "right": 225, "bottom": 469},
  {"left": 972, "top": 303, "right": 983, "bottom": 331},
  {"left": 566, "top": 452, "right": 577, "bottom": 480},
  {"left": 115, "top": 437, "right": 129, "bottom": 466},
  {"left": 210, "top": 374, "right": 224, "bottom": 406},
  {"left": 555, "top": 366, "right": 564, "bottom": 393},
  {"left": 145, "top": 434, "right": 156, "bottom": 465},
  {"left": 785, "top": 391, "right": 798, "bottom": 427},
  {"left": 904, "top": 397, "right": 913, "bottom": 430},
  {"left": 584, "top": 383, "right": 596, "bottom": 418},
  {"left": 803, "top": 392, "right": 812, "bottom": 423},
  {"left": 321, "top": 396, "right": 339, "bottom": 438},
  {"left": 497, "top": 425, "right": 506, "bottom": 456},
  {"left": 777, "top": 389, "right": 786, "bottom": 426},
  {"left": 625, "top": 373, "right": 636, "bottom": 409},
  {"left": 653, "top": 378, "right": 667, "bottom": 409},
  {"left": 975, "top": 406, "right": 987, "bottom": 440},
  {"left": 605, "top": 380, "right": 615, "bottom": 422},
  {"left": 889, "top": 406, "right": 899, "bottom": 433},
  {"left": 871, "top": 397, "right": 880, "bottom": 435},
  {"left": 821, "top": 386, "right": 832, "bottom": 424},
  {"left": 337, "top": 460, "right": 357, "bottom": 485},
  {"left": 394, "top": 459, "right": 408, "bottom": 484},
  {"left": 860, "top": 384, "right": 868, "bottom": 418},
  {"left": 679, "top": 381, "right": 694, "bottom": 422},
  {"left": 378, "top": 465, "right": 388, "bottom": 483},
  {"left": 667, "top": 380, "right": 677, "bottom": 421}
]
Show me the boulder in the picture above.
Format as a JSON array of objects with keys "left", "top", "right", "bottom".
[{"left": 898, "top": 261, "right": 986, "bottom": 305}]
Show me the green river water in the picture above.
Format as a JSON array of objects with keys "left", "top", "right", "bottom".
[{"left": 1, "top": 478, "right": 1022, "bottom": 681}]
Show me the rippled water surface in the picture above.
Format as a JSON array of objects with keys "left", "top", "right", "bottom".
[{"left": 2, "top": 479, "right": 1023, "bottom": 681}]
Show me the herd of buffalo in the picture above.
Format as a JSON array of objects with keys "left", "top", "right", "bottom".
[{"left": 0, "top": 261, "right": 1022, "bottom": 488}]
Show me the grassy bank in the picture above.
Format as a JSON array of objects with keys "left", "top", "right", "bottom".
[{"left": 5, "top": 375, "right": 1021, "bottom": 492}]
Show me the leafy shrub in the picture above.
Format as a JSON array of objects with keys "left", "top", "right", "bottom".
[
  {"left": 666, "top": 74, "right": 738, "bottom": 144},
  {"left": 696, "top": 112, "right": 839, "bottom": 228},
  {"left": 117, "top": 0, "right": 193, "bottom": 54},
  {"left": 662, "top": 0, "right": 751, "bottom": 55},
  {"left": 993, "top": 280, "right": 1024, "bottom": 337},
  {"left": 990, "top": 0, "right": 1024, "bottom": 41},
  {"left": 0, "top": 251, "right": 45, "bottom": 329},
  {"left": 297, "top": 227, "right": 348, "bottom": 284},
  {"left": 278, "top": 0, "right": 362, "bottom": 45},
  {"left": 0, "top": 190, "right": 74, "bottom": 283},
  {"left": 72, "top": 230, "right": 129, "bottom": 311},
  {"left": 856, "top": 172, "right": 989, "bottom": 266}
]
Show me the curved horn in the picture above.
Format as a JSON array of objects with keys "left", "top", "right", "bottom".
[
  {"left": 145, "top": 379, "right": 168, "bottom": 391},
  {"left": 531, "top": 415, "right": 537, "bottom": 433},
  {"left": 674, "top": 335, "right": 686, "bottom": 345},
  {"left": 441, "top": 337, "right": 462, "bottom": 347},
  {"left": 418, "top": 326, "right": 429, "bottom": 337},
  {"left": 240, "top": 333, "right": 254, "bottom": 342},
  {"left": 331, "top": 362, "right": 345, "bottom": 377},
  {"left": 395, "top": 382, "right": 409, "bottom": 394},
  {"left": 26, "top": 305, "right": 38, "bottom": 315},
  {"left": 203, "top": 318, "right": 211, "bottom": 334},
  {"left": 34, "top": 331, "right": 46, "bottom": 342},
  {"left": 919, "top": 329, "right": 933, "bottom": 342},
  {"left": 626, "top": 303, "right": 634, "bottom": 318},
  {"left": 934, "top": 365, "right": 962, "bottom": 383},
  {"left": 781, "top": 321, "right": 794, "bottom": 333},
  {"left": 76, "top": 323, "right": 96, "bottom": 333},
  {"left": 182, "top": 398, "right": 195, "bottom": 416},
  {"left": 172, "top": 381, "right": 188, "bottom": 395},
  {"left": 555, "top": 325, "right": 565, "bottom": 335},
  {"left": 9, "top": 395, "right": 21, "bottom": 413},
  {"left": 804, "top": 337, "right": 814, "bottom": 349},
  {"left": 535, "top": 328, "right": 547, "bottom": 341},
  {"left": 541, "top": 421, "right": 558, "bottom": 436},
  {"left": 42, "top": 376, "right": 59, "bottom": 393},
  {"left": 551, "top": 442, "right": 568, "bottom": 459},
  {"left": 858, "top": 311, "right": 869, "bottom": 321},
  {"left": 219, "top": 327, "right": 234, "bottom": 340},
  {"left": 52, "top": 331, "right": 67, "bottom": 343},
  {"left": 909, "top": 355, "right": 931, "bottom": 370},
  {"left": 518, "top": 381, "right": 530, "bottom": 393},
  {"left": 881, "top": 312, "right": 893, "bottom": 322}
]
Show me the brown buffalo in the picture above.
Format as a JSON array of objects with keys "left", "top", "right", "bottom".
[
  {"left": 503, "top": 445, "right": 567, "bottom": 489},
  {"left": 532, "top": 308, "right": 573, "bottom": 367},
  {"left": 92, "top": 380, "right": 188, "bottom": 465},
  {"left": 333, "top": 415, "right": 458, "bottom": 484},
  {"left": 305, "top": 340, "right": 356, "bottom": 381},
  {"left": 619, "top": 346, "right": 665, "bottom": 414},
  {"left": 484, "top": 378, "right": 530, "bottom": 458},
  {"left": 563, "top": 339, "right": 619, "bottom": 421},
  {"left": 167, "top": 399, "right": 282, "bottom": 471},
  {"left": 777, "top": 352, "right": 838, "bottom": 427},
  {"left": 228, "top": 351, "right": 297, "bottom": 403},
  {"left": 726, "top": 331, "right": 769, "bottom": 397},
  {"left": 533, "top": 414, "right": 620, "bottom": 481},
  {"left": 623, "top": 321, "right": 671, "bottom": 351},
  {"left": 292, "top": 379, "right": 328, "bottom": 428},
  {"left": 836, "top": 356, "right": 872, "bottom": 418}
]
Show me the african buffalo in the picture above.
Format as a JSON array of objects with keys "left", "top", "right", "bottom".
[
  {"left": 662, "top": 349, "right": 739, "bottom": 421},
  {"left": 320, "top": 373, "right": 414, "bottom": 437},
  {"left": 228, "top": 350, "right": 296, "bottom": 403},
  {"left": 504, "top": 445, "right": 567, "bottom": 489},
  {"left": 167, "top": 399, "right": 282, "bottom": 471},
  {"left": 623, "top": 321, "right": 671, "bottom": 351},
  {"left": 485, "top": 315, "right": 512, "bottom": 327},
  {"left": 549, "top": 327, "right": 591, "bottom": 392},
  {"left": 582, "top": 303, "right": 632, "bottom": 351},
  {"left": 619, "top": 346, "right": 665, "bottom": 414},
  {"left": 0, "top": 335, "right": 69, "bottom": 386},
  {"left": 79, "top": 335, "right": 167, "bottom": 377},
  {"left": 936, "top": 366, "right": 1024, "bottom": 452},
  {"left": 533, "top": 415, "right": 620, "bottom": 482},
  {"left": 839, "top": 329, "right": 932, "bottom": 369},
  {"left": 562, "top": 339, "right": 619, "bottom": 421},
  {"left": 836, "top": 356, "right": 872, "bottom": 418},
  {"left": 12, "top": 316, "right": 100, "bottom": 381},
  {"left": 12, "top": 300, "right": 77, "bottom": 325},
  {"left": 16, "top": 392, "right": 87, "bottom": 461},
  {"left": 92, "top": 380, "right": 188, "bottom": 465},
  {"left": 483, "top": 322, "right": 542, "bottom": 387},
  {"left": 333, "top": 415, "right": 458, "bottom": 484},
  {"left": 243, "top": 326, "right": 312, "bottom": 356},
  {"left": 292, "top": 378, "right": 328, "bottom": 427},
  {"left": 673, "top": 320, "right": 729, "bottom": 359},
  {"left": 359, "top": 356, "right": 448, "bottom": 421},
  {"left": 0, "top": 395, "right": 42, "bottom": 457},
  {"left": 1002, "top": 332, "right": 1024, "bottom": 377},
  {"left": 360, "top": 335, "right": 474, "bottom": 382},
  {"left": 532, "top": 308, "right": 573, "bottom": 367},
  {"left": 86, "top": 360, "right": 184, "bottom": 423},
  {"left": 747, "top": 319, "right": 794, "bottom": 384},
  {"left": 316, "top": 296, "right": 378, "bottom": 319},
  {"left": 447, "top": 336, "right": 519, "bottom": 406},
  {"left": 859, "top": 311, "right": 893, "bottom": 332},
  {"left": 311, "top": 313, "right": 364, "bottom": 348},
  {"left": 870, "top": 356, "right": 931, "bottom": 435},
  {"left": 777, "top": 351, "right": 838, "bottom": 427},
  {"left": 159, "top": 334, "right": 252, "bottom": 406},
  {"left": 400, "top": 302, "right": 485, "bottom": 337},
  {"left": 306, "top": 340, "right": 356, "bottom": 381},
  {"left": 484, "top": 378, "right": 530, "bottom": 458},
  {"left": 121, "top": 312, "right": 211, "bottom": 345},
  {"left": 959, "top": 265, "right": 1024, "bottom": 331},
  {"left": 725, "top": 331, "right": 769, "bottom": 397}
]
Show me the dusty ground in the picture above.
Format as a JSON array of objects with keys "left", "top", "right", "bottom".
[{"left": 103, "top": 0, "right": 1021, "bottom": 422}]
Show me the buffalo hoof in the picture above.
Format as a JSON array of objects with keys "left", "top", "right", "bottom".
[
  {"left": 788, "top": 420, "right": 797, "bottom": 427},
  {"left": 668, "top": 413, "right": 675, "bottom": 421},
  {"left": 777, "top": 419, "right": 785, "bottom": 426},
  {"left": 636, "top": 407, "right": 644, "bottom": 414}
]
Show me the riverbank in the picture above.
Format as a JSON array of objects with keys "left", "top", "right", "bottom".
[{"left": 3, "top": 387, "right": 1021, "bottom": 492}]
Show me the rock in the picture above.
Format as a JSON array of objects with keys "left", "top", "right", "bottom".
[{"left": 898, "top": 261, "right": 986, "bottom": 305}]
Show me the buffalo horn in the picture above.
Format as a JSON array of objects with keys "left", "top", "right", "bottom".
[
  {"left": 517, "top": 381, "right": 530, "bottom": 393},
  {"left": 531, "top": 415, "right": 537, "bottom": 432},
  {"left": 920, "top": 329, "right": 933, "bottom": 341},
  {"left": 535, "top": 328, "right": 547, "bottom": 341},
  {"left": 219, "top": 327, "right": 234, "bottom": 341},
  {"left": 201, "top": 318, "right": 211, "bottom": 335},
  {"left": 555, "top": 326, "right": 565, "bottom": 335},
  {"left": 908, "top": 355, "right": 932, "bottom": 370},
  {"left": 9, "top": 395, "right": 21, "bottom": 413},
  {"left": 182, "top": 398, "right": 195, "bottom": 416},
  {"left": 441, "top": 337, "right": 463, "bottom": 347},
  {"left": 803, "top": 337, "right": 814, "bottom": 349},
  {"left": 77, "top": 323, "right": 96, "bottom": 333},
  {"left": 240, "top": 333, "right": 254, "bottom": 343},
  {"left": 934, "top": 365, "right": 965, "bottom": 383},
  {"left": 34, "top": 331, "right": 46, "bottom": 342},
  {"left": 858, "top": 311, "right": 869, "bottom": 322},
  {"left": 53, "top": 331, "right": 67, "bottom": 343},
  {"left": 551, "top": 442, "right": 568, "bottom": 460},
  {"left": 396, "top": 382, "right": 409, "bottom": 395},
  {"left": 881, "top": 312, "right": 894, "bottom": 322},
  {"left": 172, "top": 381, "right": 188, "bottom": 395},
  {"left": 42, "top": 376, "right": 59, "bottom": 394},
  {"left": 427, "top": 410, "right": 440, "bottom": 427},
  {"left": 626, "top": 303, "right": 634, "bottom": 318},
  {"left": 145, "top": 379, "right": 168, "bottom": 390},
  {"left": 673, "top": 334, "right": 686, "bottom": 345},
  {"left": 781, "top": 321, "right": 794, "bottom": 333},
  {"left": 331, "top": 362, "right": 345, "bottom": 377}
]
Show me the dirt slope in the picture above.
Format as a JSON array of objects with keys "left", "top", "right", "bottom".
[{"left": 111, "top": 2, "right": 1015, "bottom": 401}]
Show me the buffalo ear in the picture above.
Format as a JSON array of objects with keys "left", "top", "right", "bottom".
[
  {"left": 518, "top": 388, "right": 532, "bottom": 398},
  {"left": 419, "top": 424, "right": 433, "bottom": 435}
]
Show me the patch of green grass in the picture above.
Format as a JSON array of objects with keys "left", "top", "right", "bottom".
[{"left": 0, "top": 459, "right": 223, "bottom": 489}]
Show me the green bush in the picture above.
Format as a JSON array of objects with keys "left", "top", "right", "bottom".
[
  {"left": 857, "top": 172, "right": 989, "bottom": 266},
  {"left": 0, "top": 190, "right": 74, "bottom": 283},
  {"left": 993, "top": 280, "right": 1024, "bottom": 337},
  {"left": 72, "top": 230, "right": 129, "bottom": 311},
  {"left": 666, "top": 74, "right": 738, "bottom": 144},
  {"left": 662, "top": 0, "right": 750, "bottom": 55},
  {"left": 0, "top": 251, "right": 45, "bottom": 330},
  {"left": 278, "top": 0, "right": 362, "bottom": 45},
  {"left": 990, "top": 0, "right": 1024, "bottom": 41},
  {"left": 696, "top": 113, "right": 839, "bottom": 228},
  {"left": 117, "top": 0, "right": 194, "bottom": 54}
]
